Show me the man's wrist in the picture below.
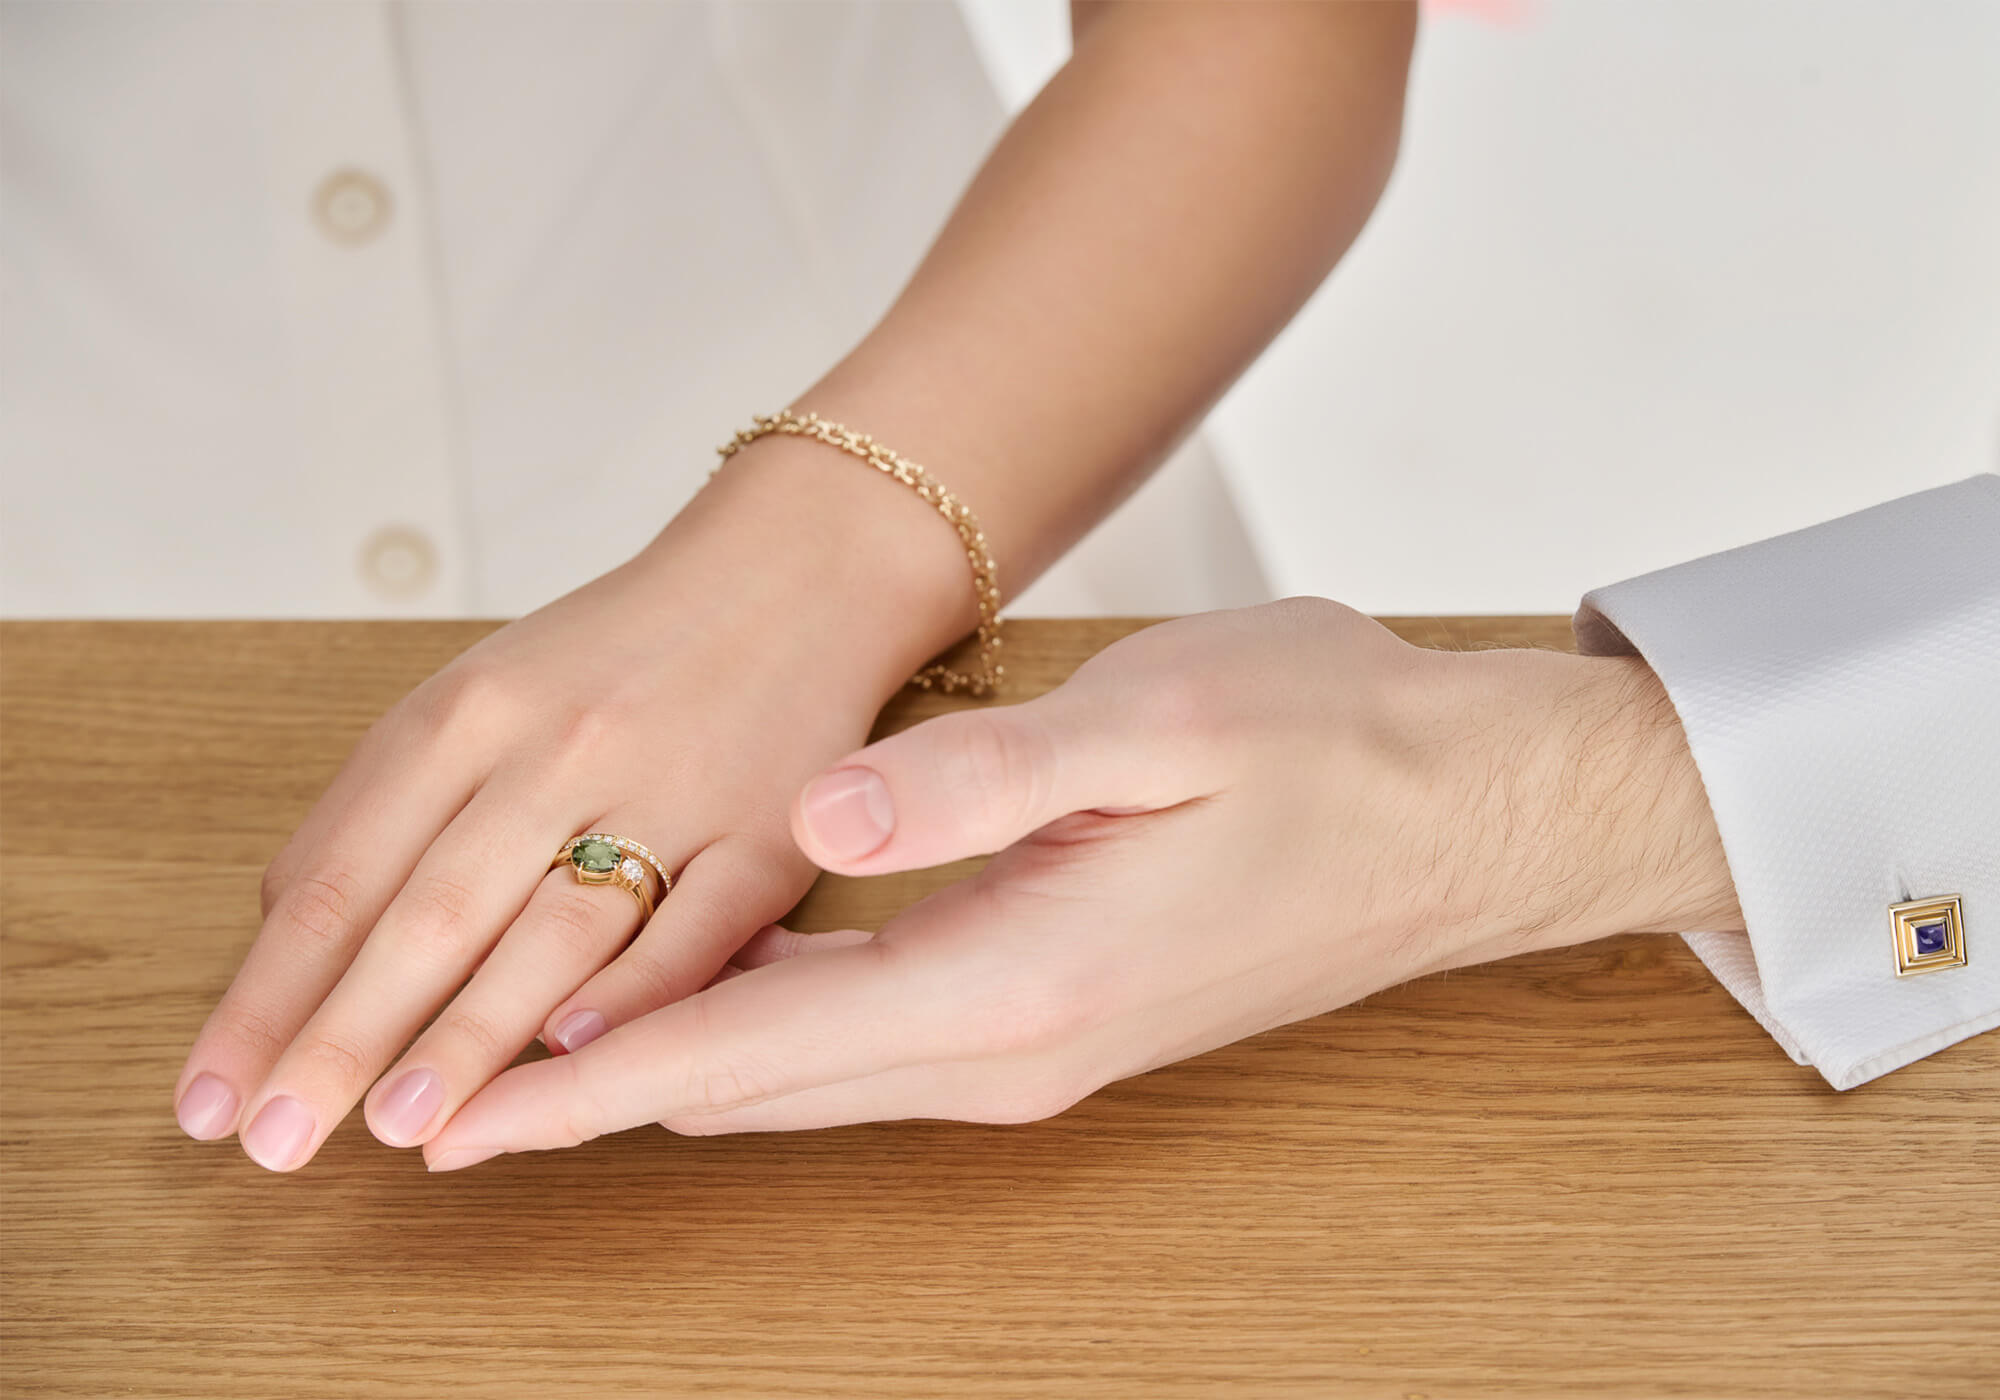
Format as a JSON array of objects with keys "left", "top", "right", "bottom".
[
  {"left": 1433, "top": 647, "right": 1744, "bottom": 969},
  {"left": 1555, "top": 652, "right": 1745, "bottom": 940}
]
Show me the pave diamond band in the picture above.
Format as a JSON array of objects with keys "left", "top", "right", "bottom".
[{"left": 550, "top": 832, "right": 674, "bottom": 923}]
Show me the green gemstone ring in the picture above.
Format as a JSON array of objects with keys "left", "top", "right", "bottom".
[{"left": 549, "top": 832, "right": 672, "bottom": 922}]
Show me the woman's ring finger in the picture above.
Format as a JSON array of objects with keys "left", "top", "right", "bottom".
[{"left": 549, "top": 832, "right": 673, "bottom": 923}]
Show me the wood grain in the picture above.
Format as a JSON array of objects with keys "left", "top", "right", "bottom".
[{"left": 2, "top": 617, "right": 1993, "bottom": 1399}]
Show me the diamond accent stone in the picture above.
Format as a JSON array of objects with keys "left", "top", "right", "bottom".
[{"left": 619, "top": 857, "right": 645, "bottom": 883}]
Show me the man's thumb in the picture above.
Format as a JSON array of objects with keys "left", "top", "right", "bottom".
[{"left": 790, "top": 694, "right": 1164, "bottom": 876}]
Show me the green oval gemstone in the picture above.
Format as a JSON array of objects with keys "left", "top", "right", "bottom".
[{"left": 570, "top": 839, "right": 621, "bottom": 874}]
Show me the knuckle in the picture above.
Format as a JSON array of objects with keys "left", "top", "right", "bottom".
[
  {"left": 534, "top": 889, "right": 617, "bottom": 962},
  {"left": 1268, "top": 593, "right": 1346, "bottom": 628},
  {"left": 402, "top": 872, "right": 481, "bottom": 939},
  {"left": 297, "top": 1029, "right": 374, "bottom": 1093},
  {"left": 1134, "top": 663, "right": 1225, "bottom": 748},
  {"left": 686, "top": 1057, "right": 774, "bottom": 1115},
  {"left": 673, "top": 996, "right": 775, "bottom": 1114},
  {"left": 258, "top": 862, "right": 289, "bottom": 918},
  {"left": 220, "top": 1002, "right": 292, "bottom": 1063},
  {"left": 967, "top": 974, "right": 1092, "bottom": 1058},
  {"left": 937, "top": 712, "right": 1054, "bottom": 837},
  {"left": 967, "top": 1071, "right": 1091, "bottom": 1125},
  {"left": 753, "top": 928, "right": 811, "bottom": 963},
  {"left": 273, "top": 868, "right": 368, "bottom": 953},
  {"left": 406, "top": 665, "right": 509, "bottom": 744},
  {"left": 553, "top": 1060, "right": 611, "bottom": 1150},
  {"left": 542, "top": 703, "right": 617, "bottom": 769},
  {"left": 608, "top": 945, "right": 688, "bottom": 1010},
  {"left": 658, "top": 1113, "right": 729, "bottom": 1138},
  {"left": 435, "top": 1005, "right": 512, "bottom": 1064}
]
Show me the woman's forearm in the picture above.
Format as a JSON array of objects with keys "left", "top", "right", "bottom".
[{"left": 695, "top": 0, "right": 1417, "bottom": 675}]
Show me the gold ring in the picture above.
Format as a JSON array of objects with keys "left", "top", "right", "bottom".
[{"left": 549, "top": 833, "right": 672, "bottom": 923}]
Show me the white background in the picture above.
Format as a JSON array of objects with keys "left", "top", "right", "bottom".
[{"left": 963, "top": 0, "right": 2000, "bottom": 613}]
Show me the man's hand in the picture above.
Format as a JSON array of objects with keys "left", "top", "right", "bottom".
[{"left": 422, "top": 599, "right": 1742, "bottom": 1168}]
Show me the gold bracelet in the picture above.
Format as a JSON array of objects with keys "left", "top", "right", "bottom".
[{"left": 715, "top": 409, "right": 1004, "bottom": 697}]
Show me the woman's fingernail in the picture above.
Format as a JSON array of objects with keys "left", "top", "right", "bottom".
[
  {"left": 373, "top": 1068, "right": 445, "bottom": 1146},
  {"left": 175, "top": 1073, "right": 239, "bottom": 1140},
  {"left": 552, "top": 1009, "right": 607, "bottom": 1053},
  {"left": 240, "top": 1095, "right": 316, "bottom": 1172},
  {"left": 800, "top": 766, "right": 895, "bottom": 861},
  {"left": 428, "top": 1145, "right": 502, "bottom": 1173}
]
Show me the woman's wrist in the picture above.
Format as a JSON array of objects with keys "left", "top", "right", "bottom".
[{"left": 630, "top": 427, "right": 981, "bottom": 711}]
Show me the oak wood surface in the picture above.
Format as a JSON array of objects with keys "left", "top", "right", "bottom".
[{"left": 2, "top": 618, "right": 1993, "bottom": 1399}]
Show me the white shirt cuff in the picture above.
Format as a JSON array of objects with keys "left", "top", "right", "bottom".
[{"left": 1571, "top": 474, "right": 2000, "bottom": 1090}]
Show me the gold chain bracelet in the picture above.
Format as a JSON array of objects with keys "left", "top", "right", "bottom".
[{"left": 715, "top": 409, "right": 1004, "bottom": 697}]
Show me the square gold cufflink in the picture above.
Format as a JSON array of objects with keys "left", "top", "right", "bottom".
[{"left": 1890, "top": 895, "right": 1967, "bottom": 978}]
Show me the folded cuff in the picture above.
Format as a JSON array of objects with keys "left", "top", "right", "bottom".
[{"left": 1573, "top": 474, "right": 2000, "bottom": 1090}]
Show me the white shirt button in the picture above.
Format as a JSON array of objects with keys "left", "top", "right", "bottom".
[
  {"left": 359, "top": 525, "right": 437, "bottom": 599},
  {"left": 311, "top": 168, "right": 393, "bottom": 246}
]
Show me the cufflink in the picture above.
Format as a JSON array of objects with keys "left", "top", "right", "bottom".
[{"left": 1889, "top": 894, "right": 1967, "bottom": 978}]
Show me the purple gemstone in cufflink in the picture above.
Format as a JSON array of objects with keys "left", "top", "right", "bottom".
[{"left": 1889, "top": 895, "right": 1967, "bottom": 978}]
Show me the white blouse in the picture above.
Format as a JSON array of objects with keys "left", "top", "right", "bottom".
[{"left": 0, "top": 0, "right": 1267, "bottom": 619}]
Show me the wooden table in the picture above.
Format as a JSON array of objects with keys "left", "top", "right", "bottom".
[{"left": 3, "top": 618, "right": 1994, "bottom": 1399}]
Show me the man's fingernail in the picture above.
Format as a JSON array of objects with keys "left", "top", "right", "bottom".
[
  {"left": 373, "top": 1068, "right": 445, "bottom": 1146},
  {"left": 800, "top": 766, "right": 895, "bottom": 861},
  {"left": 175, "top": 1073, "right": 239, "bottom": 1140},
  {"left": 240, "top": 1095, "right": 316, "bottom": 1172},
  {"left": 552, "top": 1009, "right": 607, "bottom": 1053},
  {"left": 428, "top": 1145, "right": 503, "bottom": 1173}
]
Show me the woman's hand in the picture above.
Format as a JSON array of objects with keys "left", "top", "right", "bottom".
[
  {"left": 421, "top": 598, "right": 1744, "bottom": 1165},
  {"left": 171, "top": 439, "right": 977, "bottom": 1171}
]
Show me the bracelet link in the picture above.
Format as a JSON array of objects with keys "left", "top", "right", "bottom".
[{"left": 716, "top": 409, "right": 1005, "bottom": 697}]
